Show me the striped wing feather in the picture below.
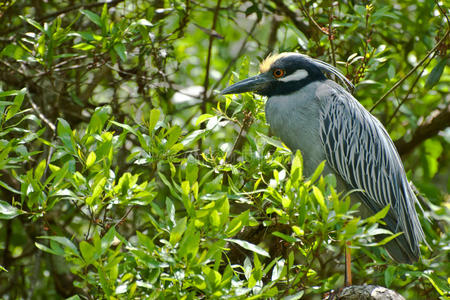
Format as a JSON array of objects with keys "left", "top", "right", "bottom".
[{"left": 318, "top": 85, "right": 424, "bottom": 262}]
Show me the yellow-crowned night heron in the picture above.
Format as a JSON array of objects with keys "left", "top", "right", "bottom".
[{"left": 221, "top": 53, "right": 425, "bottom": 269}]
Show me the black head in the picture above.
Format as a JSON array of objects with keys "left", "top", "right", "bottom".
[{"left": 221, "top": 53, "right": 354, "bottom": 97}]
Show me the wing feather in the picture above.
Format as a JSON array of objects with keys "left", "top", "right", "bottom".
[{"left": 318, "top": 83, "right": 424, "bottom": 260}]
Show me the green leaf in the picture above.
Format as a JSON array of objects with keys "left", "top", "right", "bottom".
[
  {"left": 281, "top": 291, "right": 304, "bottom": 300},
  {"left": 312, "top": 186, "right": 327, "bottom": 213},
  {"left": 101, "top": 227, "right": 116, "bottom": 252},
  {"left": 209, "top": 210, "right": 220, "bottom": 228},
  {"left": 365, "top": 204, "right": 390, "bottom": 224},
  {"left": 80, "top": 9, "right": 103, "bottom": 27},
  {"left": 203, "top": 265, "right": 222, "bottom": 289},
  {"left": 285, "top": 23, "right": 308, "bottom": 49},
  {"left": 170, "top": 217, "right": 187, "bottom": 246},
  {"left": 226, "top": 210, "right": 249, "bottom": 236},
  {"left": 20, "top": 16, "right": 45, "bottom": 32},
  {"left": 186, "top": 155, "right": 199, "bottom": 184},
  {"left": 135, "top": 19, "right": 153, "bottom": 27},
  {"left": 309, "top": 160, "right": 325, "bottom": 183},
  {"left": 290, "top": 150, "right": 303, "bottom": 183},
  {"left": 35, "top": 242, "right": 63, "bottom": 256},
  {"left": 195, "top": 114, "right": 213, "bottom": 126},
  {"left": 57, "top": 118, "right": 74, "bottom": 151},
  {"left": 0, "top": 180, "right": 21, "bottom": 195},
  {"left": 367, "top": 232, "right": 403, "bottom": 246},
  {"left": 225, "top": 238, "right": 269, "bottom": 257},
  {"left": 425, "top": 58, "right": 448, "bottom": 89},
  {"left": 181, "top": 129, "right": 206, "bottom": 147},
  {"left": 0, "top": 200, "right": 23, "bottom": 220},
  {"left": 110, "top": 120, "right": 139, "bottom": 136},
  {"left": 257, "top": 131, "right": 290, "bottom": 151},
  {"left": 80, "top": 241, "right": 95, "bottom": 265},
  {"left": 5, "top": 88, "right": 26, "bottom": 121},
  {"left": 271, "top": 258, "right": 285, "bottom": 281},
  {"left": 179, "top": 222, "right": 200, "bottom": 260},
  {"left": 113, "top": 43, "right": 127, "bottom": 62},
  {"left": 165, "top": 125, "right": 181, "bottom": 149},
  {"left": 136, "top": 231, "right": 155, "bottom": 251},
  {"left": 148, "top": 108, "right": 160, "bottom": 132},
  {"left": 384, "top": 265, "right": 396, "bottom": 287},
  {"left": 38, "top": 236, "right": 79, "bottom": 256},
  {"left": 87, "top": 106, "right": 111, "bottom": 134},
  {"left": 422, "top": 272, "right": 449, "bottom": 296},
  {"left": 86, "top": 151, "right": 96, "bottom": 169},
  {"left": 72, "top": 43, "right": 96, "bottom": 51},
  {"left": 272, "top": 231, "right": 297, "bottom": 243},
  {"left": 34, "top": 159, "right": 46, "bottom": 180}
]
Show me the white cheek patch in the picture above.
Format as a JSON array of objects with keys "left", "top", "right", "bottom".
[{"left": 279, "top": 69, "right": 308, "bottom": 82}]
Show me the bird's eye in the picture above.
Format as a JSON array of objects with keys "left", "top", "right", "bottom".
[{"left": 272, "top": 68, "right": 285, "bottom": 78}]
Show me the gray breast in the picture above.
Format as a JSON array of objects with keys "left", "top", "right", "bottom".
[
  {"left": 265, "top": 81, "right": 371, "bottom": 215},
  {"left": 265, "top": 82, "right": 327, "bottom": 176}
]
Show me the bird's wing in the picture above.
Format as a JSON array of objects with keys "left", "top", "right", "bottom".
[{"left": 317, "top": 84, "right": 424, "bottom": 256}]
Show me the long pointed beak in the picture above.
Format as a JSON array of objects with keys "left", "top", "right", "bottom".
[{"left": 221, "top": 73, "right": 272, "bottom": 95}]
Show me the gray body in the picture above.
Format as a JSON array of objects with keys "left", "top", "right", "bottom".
[
  {"left": 266, "top": 81, "right": 326, "bottom": 176},
  {"left": 222, "top": 53, "right": 425, "bottom": 264}
]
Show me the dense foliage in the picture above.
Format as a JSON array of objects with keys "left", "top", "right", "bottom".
[{"left": 0, "top": 0, "right": 448, "bottom": 299}]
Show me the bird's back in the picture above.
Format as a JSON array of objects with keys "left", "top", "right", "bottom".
[{"left": 317, "top": 80, "right": 424, "bottom": 263}]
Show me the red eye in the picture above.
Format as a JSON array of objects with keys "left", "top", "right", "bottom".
[{"left": 273, "top": 68, "right": 285, "bottom": 78}]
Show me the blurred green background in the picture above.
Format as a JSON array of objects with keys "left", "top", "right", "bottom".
[{"left": 0, "top": 0, "right": 448, "bottom": 299}]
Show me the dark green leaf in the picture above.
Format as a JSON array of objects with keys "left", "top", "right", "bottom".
[
  {"left": 80, "top": 9, "right": 102, "bottom": 27},
  {"left": 425, "top": 58, "right": 448, "bottom": 89}
]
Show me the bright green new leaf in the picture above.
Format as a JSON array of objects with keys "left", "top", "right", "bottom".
[
  {"left": 312, "top": 186, "right": 327, "bottom": 213},
  {"left": 290, "top": 150, "right": 303, "bottom": 183},
  {"left": 196, "top": 113, "right": 214, "bottom": 126},
  {"left": 365, "top": 204, "right": 390, "bottom": 224},
  {"left": 86, "top": 151, "right": 96, "bottom": 169},
  {"left": 170, "top": 217, "right": 187, "bottom": 246},
  {"left": 149, "top": 108, "right": 160, "bottom": 132}
]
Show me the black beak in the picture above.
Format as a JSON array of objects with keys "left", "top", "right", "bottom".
[{"left": 221, "top": 73, "right": 272, "bottom": 95}]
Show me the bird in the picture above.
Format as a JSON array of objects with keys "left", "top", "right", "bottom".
[{"left": 221, "top": 52, "right": 425, "bottom": 278}]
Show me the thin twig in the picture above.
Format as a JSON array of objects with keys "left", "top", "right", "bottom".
[
  {"left": 328, "top": 5, "right": 336, "bottom": 66},
  {"left": 1, "top": 0, "right": 124, "bottom": 35},
  {"left": 28, "top": 96, "right": 56, "bottom": 132},
  {"left": 228, "top": 111, "right": 253, "bottom": 162},
  {"left": 114, "top": 206, "right": 135, "bottom": 228},
  {"left": 297, "top": 0, "right": 328, "bottom": 35},
  {"left": 434, "top": 0, "right": 450, "bottom": 27},
  {"left": 370, "top": 29, "right": 449, "bottom": 112},
  {"left": 201, "top": 0, "right": 223, "bottom": 113},
  {"left": 212, "top": 19, "right": 258, "bottom": 92},
  {"left": 387, "top": 52, "right": 435, "bottom": 125}
]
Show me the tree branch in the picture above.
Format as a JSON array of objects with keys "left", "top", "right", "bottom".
[
  {"left": 333, "top": 285, "right": 406, "bottom": 300},
  {"left": 272, "top": 0, "right": 313, "bottom": 36},
  {"left": 395, "top": 105, "right": 450, "bottom": 156},
  {"left": 370, "top": 29, "right": 449, "bottom": 112},
  {"left": 1, "top": 0, "right": 124, "bottom": 35}
]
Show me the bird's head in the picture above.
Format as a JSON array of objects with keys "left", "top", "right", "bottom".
[{"left": 221, "top": 52, "right": 354, "bottom": 97}]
